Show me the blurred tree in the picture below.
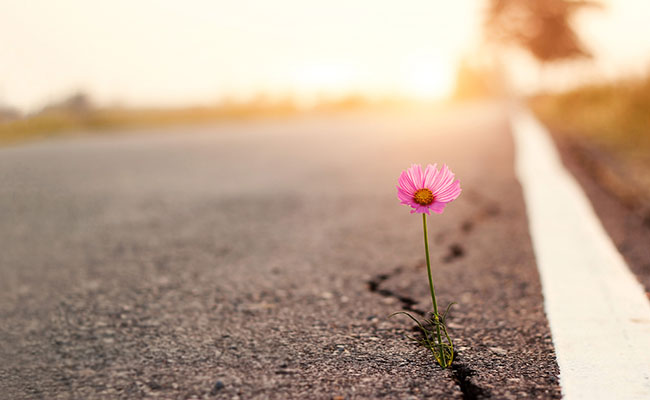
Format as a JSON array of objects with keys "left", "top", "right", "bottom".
[
  {"left": 485, "top": 0, "right": 601, "bottom": 63},
  {"left": 41, "top": 92, "right": 93, "bottom": 115},
  {"left": 453, "top": 57, "right": 506, "bottom": 99},
  {"left": 0, "top": 105, "right": 20, "bottom": 122}
]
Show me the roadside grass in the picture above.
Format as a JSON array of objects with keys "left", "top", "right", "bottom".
[
  {"left": 0, "top": 95, "right": 419, "bottom": 147},
  {"left": 531, "top": 74, "right": 650, "bottom": 212},
  {"left": 531, "top": 75, "right": 650, "bottom": 152},
  {"left": 0, "top": 103, "right": 299, "bottom": 147}
]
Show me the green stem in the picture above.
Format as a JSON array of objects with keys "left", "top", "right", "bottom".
[{"left": 422, "top": 213, "right": 446, "bottom": 367}]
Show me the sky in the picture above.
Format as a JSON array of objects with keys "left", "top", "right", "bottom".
[{"left": 1, "top": 0, "right": 649, "bottom": 112}]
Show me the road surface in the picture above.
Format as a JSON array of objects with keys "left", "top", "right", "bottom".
[{"left": 1, "top": 102, "right": 562, "bottom": 399}]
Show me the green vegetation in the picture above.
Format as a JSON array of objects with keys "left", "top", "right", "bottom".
[
  {"left": 531, "top": 74, "right": 650, "bottom": 209},
  {"left": 532, "top": 74, "right": 650, "bottom": 153}
]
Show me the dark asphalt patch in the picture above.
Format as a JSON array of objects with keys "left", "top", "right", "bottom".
[
  {"left": 442, "top": 243, "right": 465, "bottom": 263},
  {"left": 0, "top": 104, "right": 560, "bottom": 399}
]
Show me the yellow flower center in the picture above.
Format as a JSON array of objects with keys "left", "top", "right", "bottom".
[{"left": 413, "top": 188, "right": 434, "bottom": 206}]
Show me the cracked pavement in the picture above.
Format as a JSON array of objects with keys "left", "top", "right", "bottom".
[{"left": 0, "top": 102, "right": 560, "bottom": 399}]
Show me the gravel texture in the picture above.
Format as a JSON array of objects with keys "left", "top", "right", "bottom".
[{"left": 0, "top": 102, "right": 560, "bottom": 399}]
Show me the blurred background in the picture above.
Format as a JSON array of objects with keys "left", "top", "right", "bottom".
[
  {"left": 1, "top": 0, "right": 649, "bottom": 206},
  {"left": 4, "top": 3, "right": 650, "bottom": 397}
]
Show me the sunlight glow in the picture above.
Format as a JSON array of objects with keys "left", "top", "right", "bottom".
[
  {"left": 0, "top": 0, "right": 481, "bottom": 111},
  {"left": 293, "top": 64, "right": 355, "bottom": 95},
  {"left": 402, "top": 56, "right": 454, "bottom": 100},
  {"left": 3, "top": 0, "right": 649, "bottom": 111}
]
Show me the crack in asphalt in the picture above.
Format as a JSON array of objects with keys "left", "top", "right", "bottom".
[
  {"left": 366, "top": 266, "right": 426, "bottom": 316},
  {"left": 367, "top": 266, "right": 491, "bottom": 400},
  {"left": 451, "top": 360, "right": 491, "bottom": 400},
  {"left": 366, "top": 198, "right": 502, "bottom": 399}
]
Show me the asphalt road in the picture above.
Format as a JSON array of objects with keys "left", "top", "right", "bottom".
[{"left": 0, "top": 102, "right": 561, "bottom": 399}]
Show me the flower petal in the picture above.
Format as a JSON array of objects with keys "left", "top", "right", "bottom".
[
  {"left": 397, "top": 186, "right": 415, "bottom": 203},
  {"left": 396, "top": 163, "right": 461, "bottom": 214},
  {"left": 429, "top": 164, "right": 448, "bottom": 193},
  {"left": 431, "top": 164, "right": 454, "bottom": 194},
  {"left": 407, "top": 164, "right": 425, "bottom": 188},
  {"left": 398, "top": 173, "right": 417, "bottom": 195},
  {"left": 429, "top": 201, "right": 447, "bottom": 214},
  {"left": 423, "top": 163, "right": 438, "bottom": 189},
  {"left": 435, "top": 179, "right": 462, "bottom": 202}
]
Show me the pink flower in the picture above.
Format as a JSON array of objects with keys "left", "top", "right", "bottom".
[{"left": 397, "top": 164, "right": 462, "bottom": 215}]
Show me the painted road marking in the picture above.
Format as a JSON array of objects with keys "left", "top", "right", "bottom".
[{"left": 511, "top": 106, "right": 650, "bottom": 400}]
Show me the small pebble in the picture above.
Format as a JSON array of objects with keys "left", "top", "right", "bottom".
[
  {"left": 489, "top": 346, "right": 508, "bottom": 355},
  {"left": 209, "top": 380, "right": 225, "bottom": 395}
]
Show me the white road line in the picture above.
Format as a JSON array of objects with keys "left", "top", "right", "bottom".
[{"left": 511, "top": 106, "right": 650, "bottom": 400}]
